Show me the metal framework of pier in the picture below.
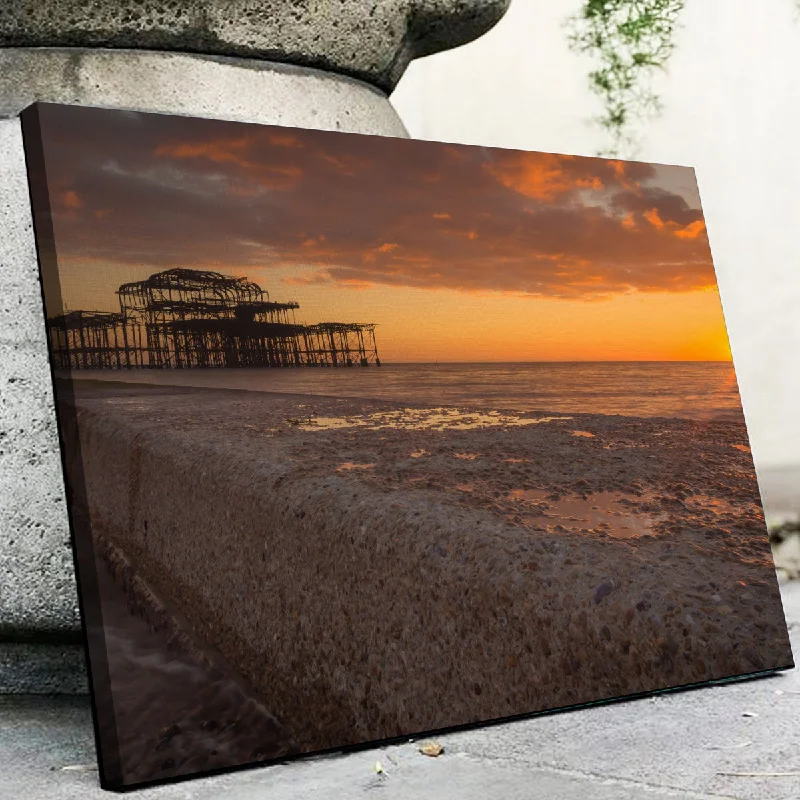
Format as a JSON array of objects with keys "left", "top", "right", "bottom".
[{"left": 47, "top": 268, "right": 380, "bottom": 369}]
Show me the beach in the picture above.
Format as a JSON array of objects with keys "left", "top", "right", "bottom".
[{"left": 63, "top": 380, "right": 792, "bottom": 785}]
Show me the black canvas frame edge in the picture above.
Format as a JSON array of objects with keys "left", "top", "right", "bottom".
[
  {"left": 91, "top": 668, "right": 797, "bottom": 793},
  {"left": 16, "top": 99, "right": 795, "bottom": 792},
  {"left": 19, "top": 102, "right": 125, "bottom": 790}
]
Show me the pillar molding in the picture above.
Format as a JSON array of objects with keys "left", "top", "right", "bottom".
[{"left": 0, "top": 0, "right": 510, "bottom": 92}]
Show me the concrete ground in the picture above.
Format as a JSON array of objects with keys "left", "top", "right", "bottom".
[{"left": 4, "top": 581, "right": 800, "bottom": 800}]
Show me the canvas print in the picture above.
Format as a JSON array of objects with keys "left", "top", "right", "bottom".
[{"left": 21, "top": 101, "right": 792, "bottom": 790}]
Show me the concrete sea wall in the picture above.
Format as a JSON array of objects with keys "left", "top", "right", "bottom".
[{"left": 67, "top": 386, "right": 792, "bottom": 751}]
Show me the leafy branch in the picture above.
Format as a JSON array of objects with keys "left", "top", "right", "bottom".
[{"left": 567, "top": 0, "right": 686, "bottom": 156}]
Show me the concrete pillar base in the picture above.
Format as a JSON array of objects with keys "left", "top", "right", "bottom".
[{"left": 0, "top": 48, "right": 409, "bottom": 134}]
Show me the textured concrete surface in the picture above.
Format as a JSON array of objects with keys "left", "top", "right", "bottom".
[
  {"left": 0, "top": 48, "right": 409, "bottom": 132},
  {"left": 0, "top": 1, "right": 510, "bottom": 92},
  {"left": 64, "top": 383, "right": 792, "bottom": 761},
  {"left": 0, "top": 644, "right": 87, "bottom": 694},
  {"left": 2, "top": 581, "right": 798, "bottom": 800},
  {"left": 0, "top": 118, "right": 80, "bottom": 640}
]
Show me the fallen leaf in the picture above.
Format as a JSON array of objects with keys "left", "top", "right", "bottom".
[
  {"left": 419, "top": 742, "right": 444, "bottom": 757},
  {"left": 59, "top": 764, "right": 97, "bottom": 772},
  {"left": 373, "top": 760, "right": 385, "bottom": 775},
  {"left": 741, "top": 711, "right": 759, "bottom": 718}
]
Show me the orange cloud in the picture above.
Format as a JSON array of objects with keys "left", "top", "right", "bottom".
[
  {"left": 642, "top": 209, "right": 706, "bottom": 241},
  {"left": 606, "top": 159, "right": 645, "bottom": 191},
  {"left": 282, "top": 271, "right": 330, "bottom": 286},
  {"left": 674, "top": 220, "right": 706, "bottom": 239},
  {"left": 333, "top": 278, "right": 374, "bottom": 291},
  {"left": 154, "top": 135, "right": 303, "bottom": 193},
  {"left": 487, "top": 153, "right": 586, "bottom": 200},
  {"left": 62, "top": 190, "right": 82, "bottom": 209},
  {"left": 377, "top": 243, "right": 399, "bottom": 252},
  {"left": 483, "top": 152, "right": 657, "bottom": 202},
  {"left": 155, "top": 136, "right": 254, "bottom": 166},
  {"left": 268, "top": 131, "right": 302, "bottom": 148},
  {"left": 644, "top": 208, "right": 666, "bottom": 229}
]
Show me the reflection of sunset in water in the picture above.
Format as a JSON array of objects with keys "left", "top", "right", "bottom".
[
  {"left": 296, "top": 407, "right": 573, "bottom": 432},
  {"left": 507, "top": 489, "right": 665, "bottom": 539}
]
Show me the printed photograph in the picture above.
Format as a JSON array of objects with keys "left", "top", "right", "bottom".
[{"left": 22, "top": 102, "right": 792, "bottom": 790}]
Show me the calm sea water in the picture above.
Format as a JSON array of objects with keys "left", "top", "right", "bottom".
[{"left": 71, "top": 362, "right": 743, "bottom": 421}]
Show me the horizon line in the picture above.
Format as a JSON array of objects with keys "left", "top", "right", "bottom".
[{"left": 375, "top": 359, "right": 734, "bottom": 365}]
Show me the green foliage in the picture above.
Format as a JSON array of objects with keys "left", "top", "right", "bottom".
[{"left": 567, "top": 0, "right": 685, "bottom": 156}]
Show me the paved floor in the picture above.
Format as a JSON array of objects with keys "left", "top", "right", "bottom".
[{"left": 4, "top": 581, "right": 800, "bottom": 800}]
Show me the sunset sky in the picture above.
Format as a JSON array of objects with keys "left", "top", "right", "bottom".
[{"left": 34, "top": 104, "right": 730, "bottom": 362}]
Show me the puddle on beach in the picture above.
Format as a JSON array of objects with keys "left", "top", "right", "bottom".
[
  {"left": 510, "top": 489, "right": 664, "bottom": 538},
  {"left": 455, "top": 485, "right": 747, "bottom": 539},
  {"left": 455, "top": 484, "right": 666, "bottom": 539},
  {"left": 293, "top": 407, "right": 572, "bottom": 432},
  {"left": 572, "top": 430, "right": 596, "bottom": 438}
]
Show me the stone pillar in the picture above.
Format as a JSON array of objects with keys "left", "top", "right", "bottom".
[{"left": 0, "top": 1, "right": 510, "bottom": 692}]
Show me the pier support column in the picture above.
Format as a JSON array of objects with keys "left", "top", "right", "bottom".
[{"left": 0, "top": 0, "right": 511, "bottom": 692}]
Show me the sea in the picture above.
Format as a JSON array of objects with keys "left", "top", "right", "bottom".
[{"left": 71, "top": 361, "right": 743, "bottom": 421}]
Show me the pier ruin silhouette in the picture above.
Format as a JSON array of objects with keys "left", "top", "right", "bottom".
[{"left": 46, "top": 268, "right": 380, "bottom": 369}]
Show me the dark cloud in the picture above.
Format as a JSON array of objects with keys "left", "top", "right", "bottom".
[
  {"left": 611, "top": 186, "right": 705, "bottom": 228},
  {"left": 34, "top": 104, "right": 715, "bottom": 302}
]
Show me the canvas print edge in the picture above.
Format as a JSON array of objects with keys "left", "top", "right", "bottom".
[{"left": 20, "top": 102, "right": 126, "bottom": 790}]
